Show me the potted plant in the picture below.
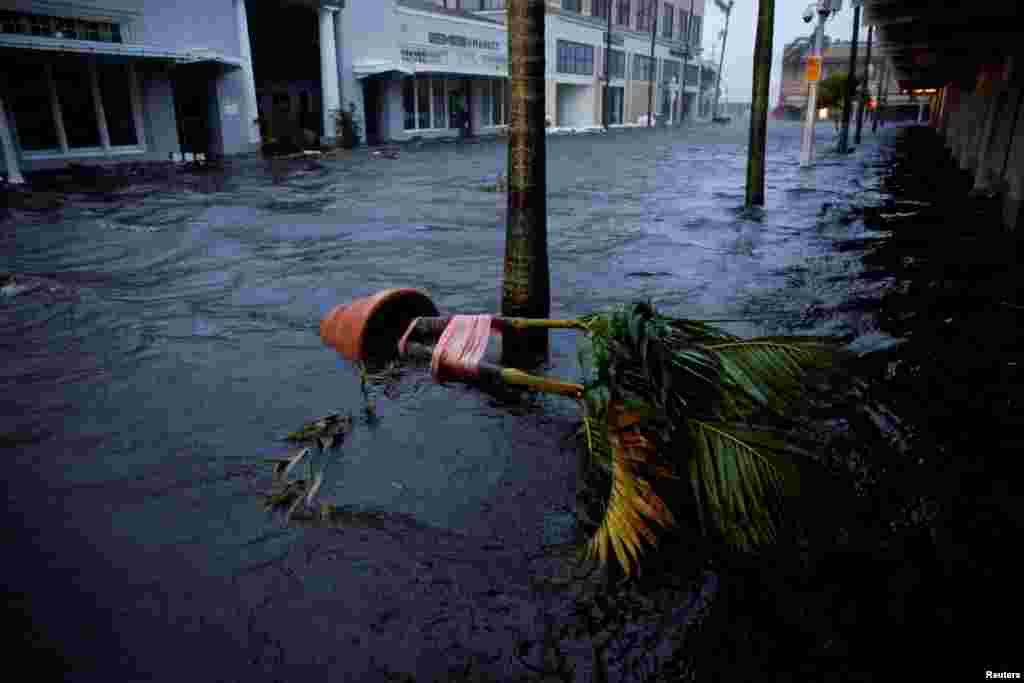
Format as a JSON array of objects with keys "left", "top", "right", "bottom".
[{"left": 335, "top": 102, "right": 362, "bottom": 149}]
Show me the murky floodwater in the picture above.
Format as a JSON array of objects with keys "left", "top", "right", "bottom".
[{"left": 2, "top": 121, "right": 910, "bottom": 681}]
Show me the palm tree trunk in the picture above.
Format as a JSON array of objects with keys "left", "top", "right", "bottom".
[{"left": 502, "top": 0, "right": 550, "bottom": 364}]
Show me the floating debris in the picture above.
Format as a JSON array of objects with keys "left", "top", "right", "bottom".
[{"left": 283, "top": 412, "right": 353, "bottom": 445}]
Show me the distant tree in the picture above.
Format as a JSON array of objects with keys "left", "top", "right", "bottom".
[{"left": 816, "top": 71, "right": 857, "bottom": 111}]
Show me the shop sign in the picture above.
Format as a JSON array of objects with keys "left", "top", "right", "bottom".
[
  {"left": 428, "top": 32, "right": 500, "bottom": 51},
  {"left": 805, "top": 56, "right": 821, "bottom": 83},
  {"left": 401, "top": 47, "right": 448, "bottom": 65}
]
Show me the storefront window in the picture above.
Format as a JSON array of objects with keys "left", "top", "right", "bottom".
[
  {"left": 402, "top": 79, "right": 416, "bottom": 130},
  {"left": 432, "top": 80, "right": 446, "bottom": 129},
  {"left": 417, "top": 79, "right": 431, "bottom": 130},
  {"left": 0, "top": 11, "right": 123, "bottom": 43},
  {"left": 98, "top": 63, "right": 137, "bottom": 146},
  {"left": 6, "top": 68, "right": 59, "bottom": 151},
  {"left": 7, "top": 55, "right": 144, "bottom": 155},
  {"left": 52, "top": 58, "right": 101, "bottom": 148}
]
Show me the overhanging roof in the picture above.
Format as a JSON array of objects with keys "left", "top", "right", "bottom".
[
  {"left": 862, "top": 0, "right": 1023, "bottom": 88},
  {"left": 354, "top": 60, "right": 414, "bottom": 79},
  {"left": 0, "top": 33, "right": 244, "bottom": 68}
]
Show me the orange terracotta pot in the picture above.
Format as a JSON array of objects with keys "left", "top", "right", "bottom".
[{"left": 320, "top": 288, "right": 439, "bottom": 362}]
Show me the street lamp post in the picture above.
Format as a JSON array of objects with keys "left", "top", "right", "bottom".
[
  {"left": 712, "top": 0, "right": 733, "bottom": 120},
  {"left": 800, "top": 0, "right": 841, "bottom": 167}
]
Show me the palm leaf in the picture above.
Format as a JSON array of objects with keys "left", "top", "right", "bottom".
[
  {"left": 705, "top": 339, "right": 837, "bottom": 419},
  {"left": 584, "top": 404, "right": 678, "bottom": 576},
  {"left": 687, "top": 419, "right": 786, "bottom": 550}
]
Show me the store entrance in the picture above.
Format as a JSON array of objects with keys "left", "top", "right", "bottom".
[{"left": 447, "top": 79, "right": 468, "bottom": 131}]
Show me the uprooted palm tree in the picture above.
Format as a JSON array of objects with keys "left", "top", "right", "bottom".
[{"left": 574, "top": 302, "right": 840, "bottom": 576}]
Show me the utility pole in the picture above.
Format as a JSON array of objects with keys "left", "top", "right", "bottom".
[
  {"left": 837, "top": 0, "right": 861, "bottom": 153},
  {"left": 800, "top": 1, "right": 837, "bottom": 167},
  {"left": 502, "top": 0, "right": 550, "bottom": 363},
  {"left": 854, "top": 21, "right": 872, "bottom": 144},
  {"left": 647, "top": 0, "right": 657, "bottom": 127},
  {"left": 712, "top": 0, "right": 734, "bottom": 120},
  {"left": 872, "top": 59, "right": 886, "bottom": 133},
  {"left": 603, "top": 0, "right": 612, "bottom": 129},
  {"left": 681, "top": 0, "right": 692, "bottom": 124},
  {"left": 746, "top": 0, "right": 774, "bottom": 206}
]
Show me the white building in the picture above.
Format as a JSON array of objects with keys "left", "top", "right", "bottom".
[{"left": 345, "top": 0, "right": 706, "bottom": 144}]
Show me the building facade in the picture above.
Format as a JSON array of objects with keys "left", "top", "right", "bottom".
[
  {"left": 1, "top": 0, "right": 710, "bottom": 183},
  {"left": 1, "top": 0, "right": 348, "bottom": 182},
  {"left": 349, "top": 0, "right": 707, "bottom": 144}
]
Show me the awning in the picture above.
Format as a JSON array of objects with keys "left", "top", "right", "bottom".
[
  {"left": 0, "top": 33, "right": 244, "bottom": 68},
  {"left": 354, "top": 61, "right": 414, "bottom": 79}
]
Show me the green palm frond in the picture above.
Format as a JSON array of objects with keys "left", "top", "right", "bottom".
[
  {"left": 574, "top": 303, "right": 842, "bottom": 575},
  {"left": 687, "top": 419, "right": 785, "bottom": 550},
  {"left": 706, "top": 338, "right": 838, "bottom": 419},
  {"left": 586, "top": 407, "right": 678, "bottom": 576}
]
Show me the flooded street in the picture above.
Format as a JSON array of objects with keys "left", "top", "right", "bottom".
[{"left": 2, "top": 121, "right": 1016, "bottom": 681}]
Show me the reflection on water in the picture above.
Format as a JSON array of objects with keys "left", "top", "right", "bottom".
[{"left": 4, "top": 121, "right": 996, "bottom": 680}]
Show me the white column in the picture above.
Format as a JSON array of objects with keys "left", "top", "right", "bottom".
[
  {"left": 45, "top": 63, "right": 69, "bottom": 153},
  {"left": 127, "top": 62, "right": 147, "bottom": 147},
  {"left": 319, "top": 6, "right": 341, "bottom": 142},
  {"left": 89, "top": 58, "right": 111, "bottom": 151},
  {"left": 234, "top": 0, "right": 261, "bottom": 145},
  {"left": 0, "top": 95, "right": 25, "bottom": 185},
  {"left": 333, "top": 4, "right": 344, "bottom": 111}
]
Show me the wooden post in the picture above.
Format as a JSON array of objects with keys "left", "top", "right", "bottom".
[
  {"left": 854, "top": 22, "right": 873, "bottom": 145},
  {"left": 745, "top": 0, "right": 774, "bottom": 207},
  {"left": 503, "top": 0, "right": 551, "bottom": 364},
  {"left": 838, "top": 2, "right": 861, "bottom": 153}
]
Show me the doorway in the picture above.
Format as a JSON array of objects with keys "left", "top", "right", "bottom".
[
  {"left": 171, "top": 66, "right": 213, "bottom": 156},
  {"left": 448, "top": 80, "right": 468, "bottom": 131},
  {"left": 362, "top": 79, "right": 381, "bottom": 146}
]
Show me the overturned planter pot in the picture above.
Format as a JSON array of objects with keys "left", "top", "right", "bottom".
[{"left": 320, "top": 288, "right": 439, "bottom": 363}]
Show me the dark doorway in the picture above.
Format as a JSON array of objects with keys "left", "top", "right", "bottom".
[
  {"left": 246, "top": 0, "right": 322, "bottom": 138},
  {"left": 171, "top": 67, "right": 213, "bottom": 156},
  {"left": 362, "top": 79, "right": 381, "bottom": 146}
]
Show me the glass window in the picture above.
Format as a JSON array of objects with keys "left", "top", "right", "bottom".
[
  {"left": 504, "top": 80, "right": 510, "bottom": 124},
  {"left": 593, "top": 0, "right": 610, "bottom": 19},
  {"left": 557, "top": 40, "right": 594, "bottom": 76},
  {"left": 616, "top": 0, "right": 631, "bottom": 26},
  {"left": 478, "top": 1, "right": 506, "bottom": 9},
  {"left": 417, "top": 78, "right": 431, "bottom": 129},
  {"left": 7, "top": 66, "right": 60, "bottom": 150},
  {"left": 690, "top": 15, "right": 702, "bottom": 47},
  {"left": 98, "top": 63, "right": 138, "bottom": 146},
  {"left": 637, "top": 0, "right": 656, "bottom": 33},
  {"left": 402, "top": 78, "right": 415, "bottom": 130},
  {"left": 633, "top": 54, "right": 654, "bottom": 82},
  {"left": 432, "top": 79, "right": 446, "bottom": 128},
  {"left": 482, "top": 82, "right": 494, "bottom": 126},
  {"left": 561, "top": 0, "right": 581, "bottom": 12},
  {"left": 663, "top": 3, "right": 673, "bottom": 38},
  {"left": 679, "top": 10, "right": 689, "bottom": 42},
  {"left": 605, "top": 49, "right": 625, "bottom": 79},
  {"left": 662, "top": 58, "right": 680, "bottom": 84},
  {"left": 52, "top": 58, "right": 100, "bottom": 148}
]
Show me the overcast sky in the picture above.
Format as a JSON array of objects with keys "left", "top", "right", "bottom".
[{"left": 702, "top": 0, "right": 860, "bottom": 104}]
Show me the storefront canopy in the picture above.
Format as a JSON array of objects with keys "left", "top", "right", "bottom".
[
  {"left": 0, "top": 33, "right": 244, "bottom": 68},
  {"left": 353, "top": 60, "right": 414, "bottom": 80}
]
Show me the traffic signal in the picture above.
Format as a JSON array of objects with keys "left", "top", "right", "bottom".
[{"left": 868, "top": 97, "right": 877, "bottom": 110}]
